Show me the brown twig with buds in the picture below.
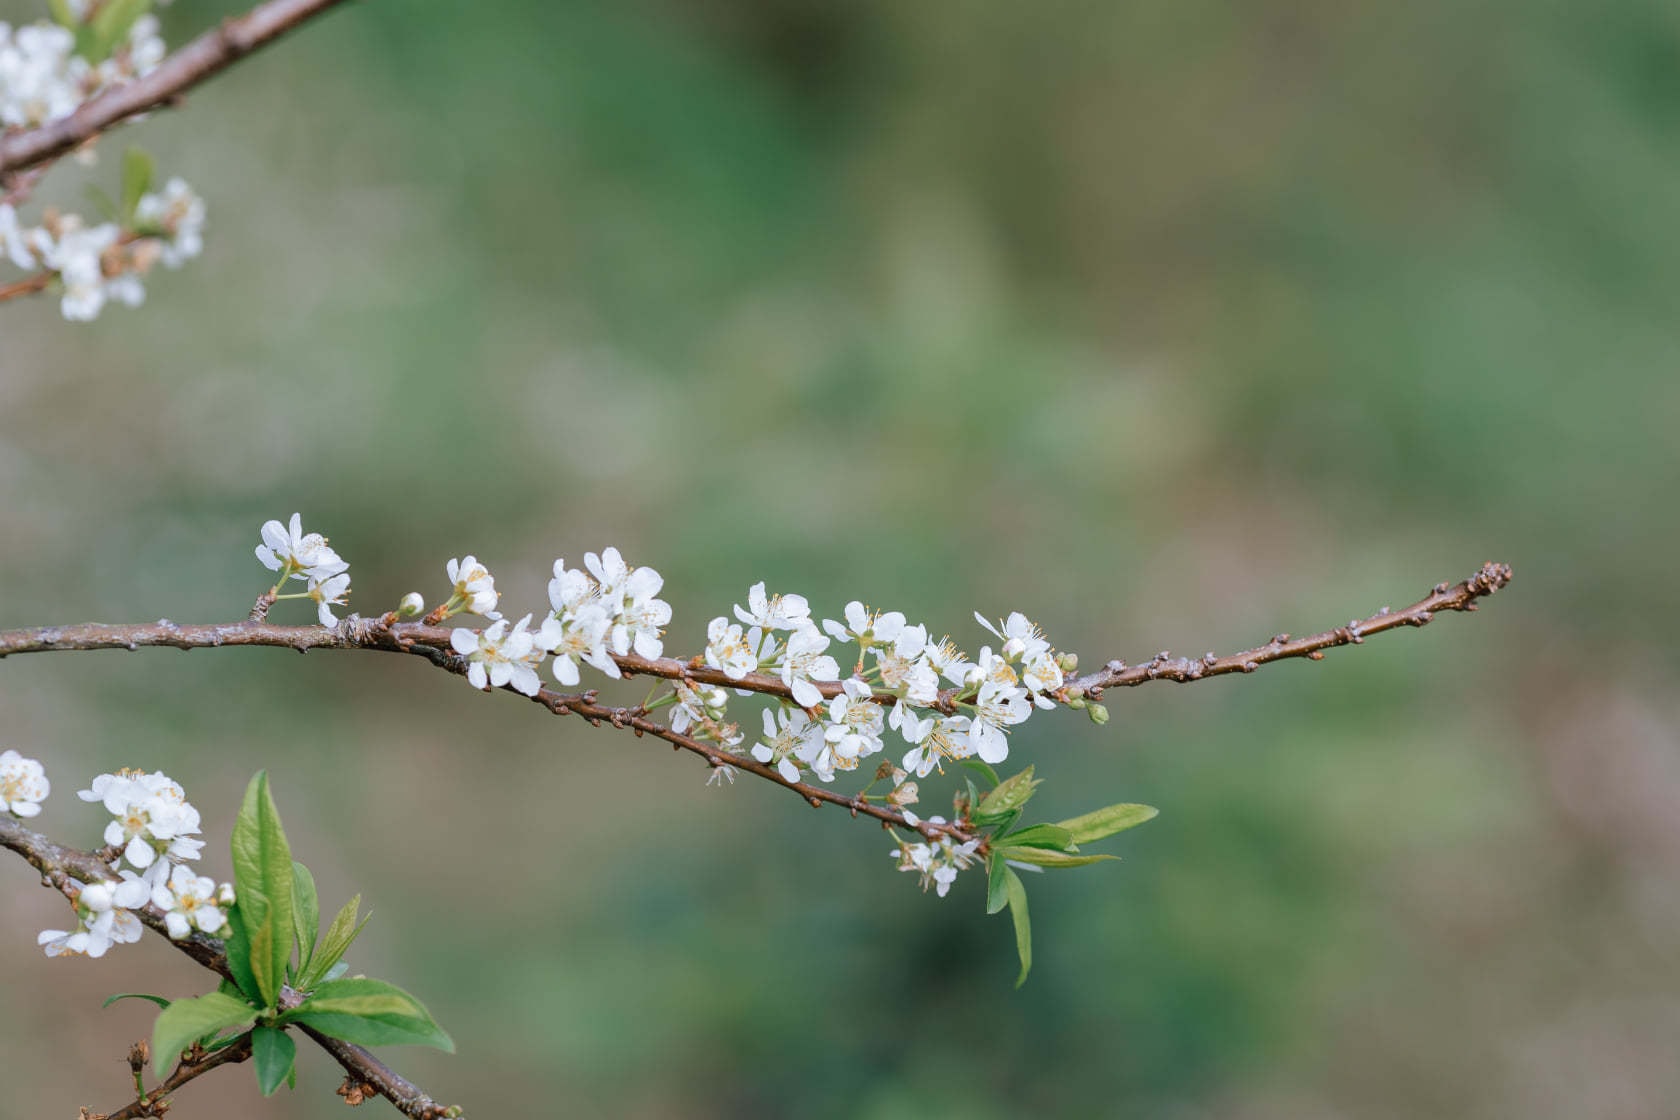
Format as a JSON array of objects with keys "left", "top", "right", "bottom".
[{"left": 1064, "top": 561, "right": 1514, "bottom": 698}]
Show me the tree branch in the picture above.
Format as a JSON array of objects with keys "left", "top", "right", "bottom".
[
  {"left": 0, "top": 0, "right": 354, "bottom": 178},
  {"left": 0, "top": 562, "right": 1512, "bottom": 841},
  {"left": 0, "top": 815, "right": 459, "bottom": 1120},
  {"left": 1065, "top": 561, "right": 1514, "bottom": 697}
]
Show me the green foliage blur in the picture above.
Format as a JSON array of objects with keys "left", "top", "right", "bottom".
[{"left": 2, "top": 1, "right": 1675, "bottom": 1116}]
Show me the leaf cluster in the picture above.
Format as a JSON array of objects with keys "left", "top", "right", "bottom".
[
  {"left": 139, "top": 773, "right": 452, "bottom": 1098},
  {"left": 962, "top": 761, "right": 1158, "bottom": 986}
]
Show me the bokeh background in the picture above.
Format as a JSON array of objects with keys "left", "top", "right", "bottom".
[{"left": 3, "top": 1, "right": 1677, "bottom": 1116}]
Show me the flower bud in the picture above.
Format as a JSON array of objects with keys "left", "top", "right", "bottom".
[
  {"left": 1057, "top": 651, "right": 1079, "bottom": 674},
  {"left": 397, "top": 592, "right": 425, "bottom": 618},
  {"left": 1067, "top": 694, "right": 1087, "bottom": 710},
  {"left": 1086, "top": 702, "right": 1109, "bottom": 726}
]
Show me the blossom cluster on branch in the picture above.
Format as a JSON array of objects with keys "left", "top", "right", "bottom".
[
  {"left": 256, "top": 514, "right": 1106, "bottom": 903},
  {"left": 0, "top": 753, "right": 233, "bottom": 958},
  {"left": 0, "top": 0, "right": 205, "bottom": 319}
]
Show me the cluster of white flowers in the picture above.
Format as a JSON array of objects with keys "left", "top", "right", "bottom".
[
  {"left": 438, "top": 546, "right": 673, "bottom": 698},
  {"left": 246, "top": 518, "right": 1073, "bottom": 901},
  {"left": 709, "top": 593, "right": 1065, "bottom": 783},
  {"left": 256, "top": 512, "right": 352, "bottom": 625},
  {"left": 0, "top": 14, "right": 163, "bottom": 131},
  {"left": 0, "top": 8, "right": 208, "bottom": 321},
  {"left": 891, "top": 825, "right": 983, "bottom": 898},
  {"left": 0, "top": 180, "right": 207, "bottom": 321},
  {"left": 13, "top": 759, "right": 234, "bottom": 959}
]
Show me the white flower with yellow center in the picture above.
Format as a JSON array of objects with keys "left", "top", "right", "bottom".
[
  {"left": 751, "top": 706, "right": 815, "bottom": 783},
  {"left": 451, "top": 615, "right": 547, "bottom": 696},
  {"left": 152, "top": 865, "right": 228, "bottom": 939},
  {"left": 0, "top": 749, "right": 48, "bottom": 817},
  {"left": 704, "top": 617, "right": 759, "bottom": 680},
  {"left": 778, "top": 623, "right": 839, "bottom": 708}
]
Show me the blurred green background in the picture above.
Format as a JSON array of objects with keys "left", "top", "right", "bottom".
[{"left": 3, "top": 1, "right": 1676, "bottom": 1116}]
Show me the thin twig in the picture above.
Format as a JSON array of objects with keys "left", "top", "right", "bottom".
[
  {"left": 0, "top": 815, "right": 459, "bottom": 1120},
  {"left": 1065, "top": 561, "right": 1514, "bottom": 697},
  {"left": 0, "top": 0, "right": 353, "bottom": 178},
  {"left": 0, "top": 271, "right": 52, "bottom": 303},
  {"left": 101, "top": 1034, "right": 254, "bottom": 1119}
]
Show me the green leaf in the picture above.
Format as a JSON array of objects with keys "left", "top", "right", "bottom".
[
  {"left": 976, "top": 766, "right": 1040, "bottom": 818},
  {"left": 975, "top": 806, "right": 1021, "bottom": 835},
  {"left": 996, "top": 846, "right": 1121, "bottom": 868},
  {"left": 120, "top": 147, "right": 154, "bottom": 223},
  {"left": 1004, "top": 867, "right": 1032, "bottom": 988},
  {"left": 291, "top": 861, "right": 320, "bottom": 981},
  {"left": 102, "top": 992, "right": 170, "bottom": 1010},
  {"left": 985, "top": 855, "right": 1009, "bottom": 915},
  {"left": 151, "top": 991, "right": 256, "bottom": 1077},
  {"left": 1054, "top": 803, "right": 1159, "bottom": 844},
  {"left": 230, "top": 771, "right": 295, "bottom": 1010},
  {"left": 251, "top": 1026, "right": 296, "bottom": 1097},
  {"left": 298, "top": 893, "right": 367, "bottom": 990},
  {"left": 286, "top": 977, "right": 454, "bottom": 1052},
  {"left": 84, "top": 0, "right": 150, "bottom": 62},
  {"left": 222, "top": 903, "right": 260, "bottom": 1002},
  {"left": 959, "top": 758, "right": 1001, "bottom": 788},
  {"left": 995, "top": 823, "right": 1075, "bottom": 851},
  {"left": 47, "top": 0, "right": 78, "bottom": 30}
]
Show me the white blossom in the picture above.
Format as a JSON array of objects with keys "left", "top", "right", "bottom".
[
  {"left": 891, "top": 826, "right": 981, "bottom": 898},
  {"left": 548, "top": 558, "right": 600, "bottom": 618},
  {"left": 0, "top": 749, "right": 49, "bottom": 817},
  {"left": 778, "top": 623, "right": 839, "bottom": 708},
  {"left": 451, "top": 615, "right": 548, "bottom": 696},
  {"left": 751, "top": 706, "right": 814, "bottom": 784},
  {"left": 946, "top": 674, "right": 1031, "bottom": 765},
  {"left": 152, "top": 864, "right": 228, "bottom": 939},
  {"left": 976, "top": 610, "right": 1063, "bottom": 705},
  {"left": 80, "top": 769, "right": 204, "bottom": 878},
  {"left": 444, "top": 555, "right": 501, "bottom": 619},
  {"left": 733, "top": 582, "right": 811, "bottom": 637},
  {"left": 583, "top": 546, "right": 631, "bottom": 601},
  {"left": 924, "top": 635, "right": 975, "bottom": 686},
  {"left": 0, "top": 203, "right": 43, "bottom": 270},
  {"left": 38, "top": 875, "right": 148, "bottom": 958},
  {"left": 822, "top": 601, "right": 905, "bottom": 648},
  {"left": 548, "top": 603, "right": 616, "bottom": 685},
  {"left": 255, "top": 513, "right": 346, "bottom": 581},
  {"left": 610, "top": 564, "right": 671, "bottom": 659},
  {"left": 0, "top": 23, "right": 82, "bottom": 130},
  {"left": 134, "top": 177, "right": 205, "bottom": 268},
  {"left": 669, "top": 681, "right": 728, "bottom": 737},
  {"left": 704, "top": 617, "right": 759, "bottom": 680},
  {"left": 309, "top": 569, "right": 351, "bottom": 626},
  {"left": 875, "top": 623, "right": 939, "bottom": 705},
  {"left": 801, "top": 678, "right": 882, "bottom": 781}
]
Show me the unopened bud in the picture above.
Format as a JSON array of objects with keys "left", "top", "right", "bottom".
[
  {"left": 397, "top": 592, "right": 425, "bottom": 618},
  {"left": 1057, "top": 651, "right": 1079, "bottom": 673},
  {"left": 1067, "top": 694, "right": 1087, "bottom": 710},
  {"left": 1086, "top": 702, "right": 1109, "bottom": 726}
]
